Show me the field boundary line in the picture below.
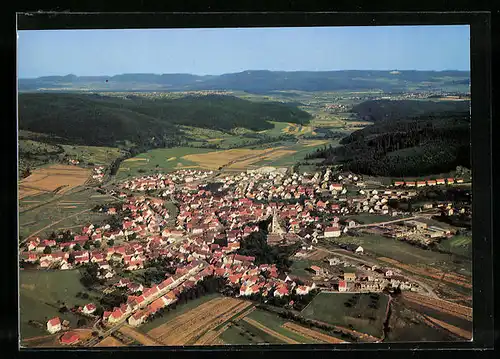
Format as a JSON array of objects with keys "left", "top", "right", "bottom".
[{"left": 242, "top": 317, "right": 301, "bottom": 344}]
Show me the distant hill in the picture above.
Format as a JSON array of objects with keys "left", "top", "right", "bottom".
[
  {"left": 18, "top": 70, "right": 470, "bottom": 93},
  {"left": 352, "top": 99, "right": 471, "bottom": 122},
  {"left": 18, "top": 93, "right": 311, "bottom": 147},
  {"left": 307, "top": 111, "right": 470, "bottom": 177}
]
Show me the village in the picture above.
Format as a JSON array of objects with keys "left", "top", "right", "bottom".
[{"left": 19, "top": 166, "right": 470, "bottom": 345}]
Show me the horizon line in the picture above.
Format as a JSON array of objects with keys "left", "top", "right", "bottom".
[{"left": 19, "top": 69, "right": 471, "bottom": 80}]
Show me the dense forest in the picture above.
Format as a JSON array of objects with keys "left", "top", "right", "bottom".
[
  {"left": 19, "top": 70, "right": 470, "bottom": 93},
  {"left": 18, "top": 93, "right": 311, "bottom": 147},
  {"left": 351, "top": 99, "right": 470, "bottom": 122},
  {"left": 307, "top": 111, "right": 471, "bottom": 177}
]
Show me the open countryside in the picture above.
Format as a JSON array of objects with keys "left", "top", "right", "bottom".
[{"left": 18, "top": 25, "right": 474, "bottom": 348}]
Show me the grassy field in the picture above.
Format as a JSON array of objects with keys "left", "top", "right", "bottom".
[
  {"left": 116, "top": 147, "right": 212, "bottom": 179},
  {"left": 19, "top": 187, "right": 115, "bottom": 239},
  {"left": 437, "top": 235, "right": 472, "bottom": 258},
  {"left": 289, "top": 259, "right": 317, "bottom": 278},
  {"left": 138, "top": 294, "right": 221, "bottom": 333},
  {"left": 19, "top": 270, "right": 90, "bottom": 339},
  {"left": 328, "top": 234, "right": 455, "bottom": 267},
  {"left": 301, "top": 292, "right": 389, "bottom": 338},
  {"left": 345, "top": 214, "right": 399, "bottom": 225},
  {"left": 245, "top": 309, "right": 321, "bottom": 343},
  {"left": 60, "top": 145, "right": 123, "bottom": 166}
]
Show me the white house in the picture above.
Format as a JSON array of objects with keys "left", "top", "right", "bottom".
[{"left": 47, "top": 317, "right": 62, "bottom": 334}]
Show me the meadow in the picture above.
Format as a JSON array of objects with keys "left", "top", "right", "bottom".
[
  {"left": 19, "top": 187, "right": 115, "bottom": 239},
  {"left": 115, "top": 147, "right": 213, "bottom": 179},
  {"left": 301, "top": 292, "right": 389, "bottom": 338},
  {"left": 19, "top": 270, "right": 90, "bottom": 339}
]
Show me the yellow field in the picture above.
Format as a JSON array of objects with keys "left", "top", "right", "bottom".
[
  {"left": 282, "top": 322, "right": 347, "bottom": 343},
  {"left": 167, "top": 157, "right": 177, "bottom": 161},
  {"left": 119, "top": 325, "right": 162, "bottom": 346},
  {"left": 124, "top": 158, "right": 149, "bottom": 162},
  {"left": 226, "top": 148, "right": 296, "bottom": 170},
  {"left": 19, "top": 165, "right": 91, "bottom": 199},
  {"left": 242, "top": 317, "right": 300, "bottom": 344},
  {"left": 147, "top": 297, "right": 252, "bottom": 346},
  {"left": 283, "top": 123, "right": 313, "bottom": 135},
  {"left": 95, "top": 336, "right": 126, "bottom": 347}
]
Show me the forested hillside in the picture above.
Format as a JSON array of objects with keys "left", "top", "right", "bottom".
[
  {"left": 307, "top": 112, "right": 470, "bottom": 177},
  {"left": 18, "top": 93, "right": 311, "bottom": 147},
  {"left": 351, "top": 99, "right": 470, "bottom": 122}
]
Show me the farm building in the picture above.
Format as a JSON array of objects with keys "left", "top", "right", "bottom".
[{"left": 47, "top": 317, "right": 62, "bottom": 334}]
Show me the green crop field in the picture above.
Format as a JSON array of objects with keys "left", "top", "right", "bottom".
[
  {"left": 437, "top": 235, "right": 472, "bottom": 258},
  {"left": 328, "top": 233, "right": 455, "bottom": 267},
  {"left": 19, "top": 187, "right": 114, "bottom": 239},
  {"left": 116, "top": 147, "right": 213, "bottom": 179},
  {"left": 246, "top": 309, "right": 320, "bottom": 343},
  {"left": 301, "top": 292, "right": 389, "bottom": 338},
  {"left": 60, "top": 145, "right": 123, "bottom": 166},
  {"left": 19, "top": 270, "right": 90, "bottom": 339}
]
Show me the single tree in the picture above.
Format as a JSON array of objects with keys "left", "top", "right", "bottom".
[{"left": 43, "top": 246, "right": 52, "bottom": 254}]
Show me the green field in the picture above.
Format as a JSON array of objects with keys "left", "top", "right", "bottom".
[
  {"left": 245, "top": 309, "right": 321, "bottom": 343},
  {"left": 301, "top": 292, "right": 389, "bottom": 338},
  {"left": 289, "top": 259, "right": 317, "bottom": 278},
  {"left": 137, "top": 293, "right": 221, "bottom": 333},
  {"left": 345, "top": 214, "right": 398, "bottom": 225},
  {"left": 60, "top": 145, "right": 123, "bottom": 166},
  {"left": 19, "top": 187, "right": 114, "bottom": 239},
  {"left": 19, "top": 270, "right": 90, "bottom": 339},
  {"left": 437, "top": 235, "right": 472, "bottom": 258},
  {"left": 328, "top": 234, "right": 455, "bottom": 267},
  {"left": 116, "top": 147, "right": 213, "bottom": 179}
]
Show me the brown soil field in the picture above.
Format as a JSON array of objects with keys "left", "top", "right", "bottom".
[
  {"left": 242, "top": 317, "right": 300, "bottom": 344},
  {"left": 307, "top": 249, "right": 329, "bottom": 260},
  {"left": 95, "top": 336, "right": 126, "bottom": 347},
  {"left": 19, "top": 165, "right": 91, "bottom": 199},
  {"left": 282, "top": 322, "right": 347, "bottom": 343},
  {"left": 377, "top": 257, "right": 471, "bottom": 289},
  {"left": 422, "top": 315, "right": 472, "bottom": 340},
  {"left": 147, "top": 297, "right": 252, "bottom": 346},
  {"left": 119, "top": 325, "right": 162, "bottom": 346},
  {"left": 193, "top": 324, "right": 230, "bottom": 345},
  {"left": 403, "top": 292, "right": 472, "bottom": 321}
]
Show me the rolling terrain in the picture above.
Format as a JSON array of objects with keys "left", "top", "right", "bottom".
[{"left": 19, "top": 70, "right": 470, "bottom": 93}]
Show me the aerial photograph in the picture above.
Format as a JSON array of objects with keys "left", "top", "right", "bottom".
[{"left": 17, "top": 25, "right": 472, "bottom": 347}]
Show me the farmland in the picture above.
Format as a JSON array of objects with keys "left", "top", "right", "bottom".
[
  {"left": 138, "top": 294, "right": 220, "bottom": 333},
  {"left": 19, "top": 270, "right": 90, "bottom": 339},
  {"left": 19, "top": 187, "right": 115, "bottom": 239},
  {"left": 146, "top": 296, "right": 253, "bottom": 345},
  {"left": 60, "top": 145, "right": 123, "bottom": 166},
  {"left": 95, "top": 336, "right": 126, "bottom": 347},
  {"left": 301, "top": 292, "right": 389, "bottom": 338},
  {"left": 19, "top": 164, "right": 91, "bottom": 199},
  {"left": 116, "top": 147, "right": 212, "bottom": 179}
]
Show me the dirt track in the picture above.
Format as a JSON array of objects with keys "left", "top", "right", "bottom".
[
  {"left": 242, "top": 317, "right": 300, "bottom": 344},
  {"left": 283, "top": 322, "right": 346, "bottom": 343}
]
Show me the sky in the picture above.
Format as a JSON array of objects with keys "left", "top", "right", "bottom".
[{"left": 17, "top": 26, "right": 470, "bottom": 78}]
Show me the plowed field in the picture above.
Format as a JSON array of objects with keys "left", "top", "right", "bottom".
[
  {"left": 19, "top": 165, "right": 91, "bottom": 199},
  {"left": 282, "top": 322, "right": 347, "bottom": 343},
  {"left": 147, "top": 297, "right": 252, "bottom": 345}
]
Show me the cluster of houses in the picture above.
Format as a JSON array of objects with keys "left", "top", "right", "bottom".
[
  {"left": 68, "top": 159, "right": 80, "bottom": 165},
  {"left": 26, "top": 167, "right": 456, "bottom": 336},
  {"left": 92, "top": 166, "right": 106, "bottom": 182},
  {"left": 393, "top": 177, "right": 464, "bottom": 188}
]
